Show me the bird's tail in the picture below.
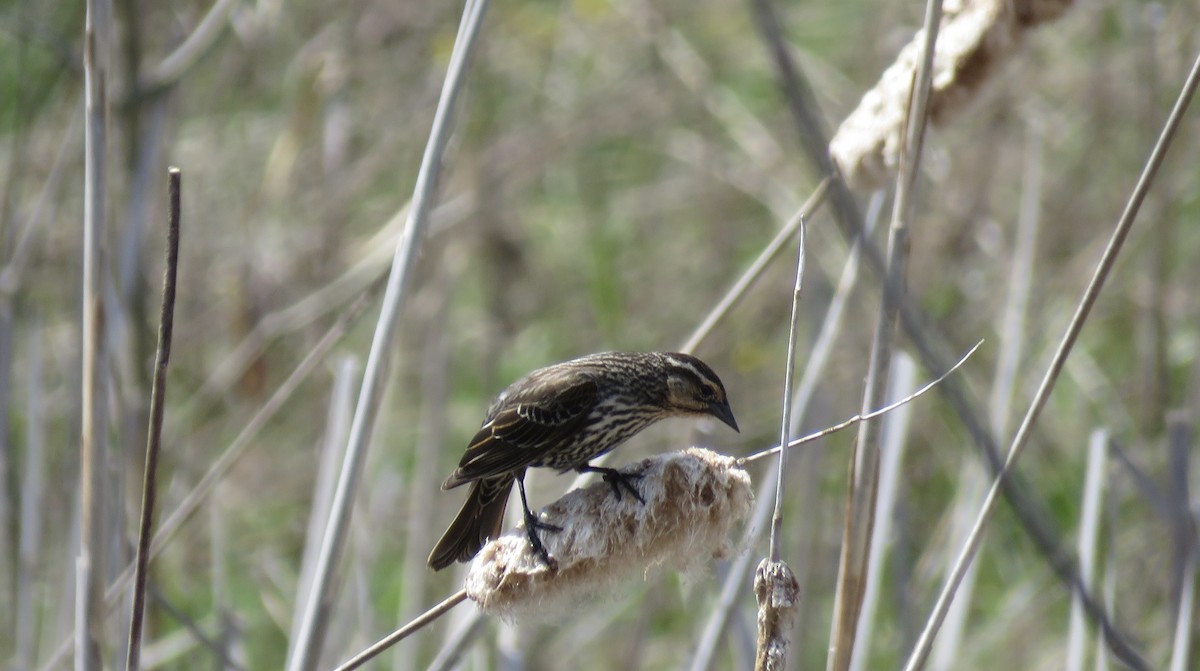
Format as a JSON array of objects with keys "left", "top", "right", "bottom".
[{"left": 427, "top": 476, "right": 513, "bottom": 570}]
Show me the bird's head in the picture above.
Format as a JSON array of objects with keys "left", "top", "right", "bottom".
[{"left": 660, "top": 353, "right": 739, "bottom": 432}]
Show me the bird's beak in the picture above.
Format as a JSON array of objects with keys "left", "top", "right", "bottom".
[{"left": 709, "top": 400, "right": 739, "bottom": 433}]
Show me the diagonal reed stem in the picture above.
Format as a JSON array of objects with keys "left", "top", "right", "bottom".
[
  {"left": 903, "top": 49, "right": 1200, "bottom": 671},
  {"left": 285, "top": 1, "right": 491, "bottom": 669}
]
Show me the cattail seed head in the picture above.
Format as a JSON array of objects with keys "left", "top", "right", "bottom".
[
  {"left": 830, "top": 0, "right": 1075, "bottom": 191},
  {"left": 464, "top": 448, "right": 752, "bottom": 618}
]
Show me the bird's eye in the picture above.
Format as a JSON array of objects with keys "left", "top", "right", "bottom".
[{"left": 699, "top": 386, "right": 717, "bottom": 402}]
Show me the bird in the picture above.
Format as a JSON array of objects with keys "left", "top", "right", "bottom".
[{"left": 427, "top": 351, "right": 739, "bottom": 571}]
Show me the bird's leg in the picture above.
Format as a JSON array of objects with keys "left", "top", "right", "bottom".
[
  {"left": 516, "top": 474, "right": 560, "bottom": 570},
  {"left": 577, "top": 464, "right": 646, "bottom": 504}
]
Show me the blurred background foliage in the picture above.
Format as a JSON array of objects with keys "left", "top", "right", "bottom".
[{"left": 1, "top": 0, "right": 1199, "bottom": 668}]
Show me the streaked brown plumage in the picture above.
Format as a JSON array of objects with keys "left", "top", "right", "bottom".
[{"left": 427, "top": 351, "right": 738, "bottom": 571}]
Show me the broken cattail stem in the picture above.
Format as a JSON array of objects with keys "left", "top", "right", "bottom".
[{"left": 754, "top": 559, "right": 801, "bottom": 671}]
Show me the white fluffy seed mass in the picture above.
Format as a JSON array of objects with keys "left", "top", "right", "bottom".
[
  {"left": 830, "top": 0, "right": 1075, "bottom": 191},
  {"left": 464, "top": 448, "right": 753, "bottom": 618}
]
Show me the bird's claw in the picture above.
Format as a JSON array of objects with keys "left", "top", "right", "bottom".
[
  {"left": 523, "top": 512, "right": 561, "bottom": 571},
  {"left": 602, "top": 470, "right": 645, "bottom": 503},
  {"left": 579, "top": 465, "right": 646, "bottom": 503}
]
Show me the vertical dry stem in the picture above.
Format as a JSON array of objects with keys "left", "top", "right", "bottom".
[
  {"left": 125, "top": 167, "right": 182, "bottom": 671},
  {"left": 79, "top": 0, "right": 111, "bottom": 667},
  {"left": 828, "top": 3, "right": 942, "bottom": 670},
  {"left": 1065, "top": 429, "right": 1109, "bottom": 671}
]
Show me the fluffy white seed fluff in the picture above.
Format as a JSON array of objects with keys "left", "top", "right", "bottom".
[
  {"left": 464, "top": 448, "right": 753, "bottom": 618},
  {"left": 830, "top": 0, "right": 1074, "bottom": 191}
]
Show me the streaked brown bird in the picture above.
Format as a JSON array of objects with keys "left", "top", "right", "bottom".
[{"left": 427, "top": 351, "right": 738, "bottom": 571}]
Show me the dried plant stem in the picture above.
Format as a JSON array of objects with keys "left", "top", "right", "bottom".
[
  {"left": 754, "top": 559, "right": 800, "bottom": 671},
  {"left": 828, "top": 2, "right": 941, "bottom": 668},
  {"left": 79, "top": 0, "right": 111, "bottom": 668},
  {"left": 1066, "top": 430, "right": 1109, "bottom": 671},
  {"left": 767, "top": 216, "right": 805, "bottom": 561},
  {"left": 286, "top": 1, "right": 490, "bottom": 668},
  {"left": 830, "top": 0, "right": 1075, "bottom": 190},
  {"left": 741, "top": 344, "right": 979, "bottom": 467},
  {"left": 468, "top": 450, "right": 752, "bottom": 618},
  {"left": 124, "top": 168, "right": 181, "bottom": 671},
  {"left": 850, "top": 355, "right": 917, "bottom": 671},
  {"left": 903, "top": 50, "right": 1200, "bottom": 671},
  {"left": 689, "top": 192, "right": 884, "bottom": 671},
  {"left": 331, "top": 590, "right": 468, "bottom": 671},
  {"left": 754, "top": 193, "right": 808, "bottom": 671}
]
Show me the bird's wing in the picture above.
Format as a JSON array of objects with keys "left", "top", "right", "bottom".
[{"left": 443, "top": 375, "right": 598, "bottom": 487}]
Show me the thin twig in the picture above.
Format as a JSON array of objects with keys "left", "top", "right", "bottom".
[
  {"left": 286, "top": 1, "right": 491, "bottom": 668},
  {"left": 1107, "top": 437, "right": 1170, "bottom": 521},
  {"left": 767, "top": 216, "right": 805, "bottom": 561},
  {"left": 689, "top": 192, "right": 885, "bottom": 671},
  {"left": 331, "top": 590, "right": 469, "bottom": 671},
  {"left": 902, "top": 50, "right": 1200, "bottom": 671},
  {"left": 741, "top": 341, "right": 981, "bottom": 466},
  {"left": 752, "top": 191, "right": 808, "bottom": 671},
  {"left": 125, "top": 167, "right": 181, "bottom": 671}
]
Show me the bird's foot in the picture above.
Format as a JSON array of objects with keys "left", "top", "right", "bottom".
[
  {"left": 578, "top": 465, "right": 646, "bottom": 504},
  {"left": 522, "top": 511, "right": 561, "bottom": 571}
]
